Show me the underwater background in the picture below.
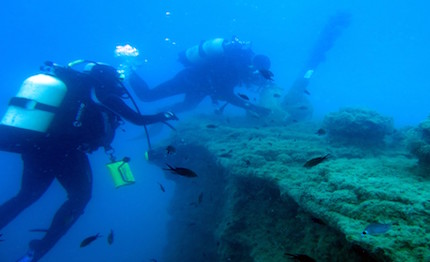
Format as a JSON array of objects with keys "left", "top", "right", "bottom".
[{"left": 1, "top": 0, "right": 430, "bottom": 261}]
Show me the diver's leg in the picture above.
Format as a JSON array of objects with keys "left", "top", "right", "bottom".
[
  {"left": 167, "top": 92, "right": 206, "bottom": 113},
  {"left": 129, "top": 70, "right": 151, "bottom": 101},
  {"left": 129, "top": 69, "right": 194, "bottom": 101},
  {"left": 29, "top": 150, "right": 92, "bottom": 262},
  {"left": 0, "top": 152, "right": 55, "bottom": 230}
]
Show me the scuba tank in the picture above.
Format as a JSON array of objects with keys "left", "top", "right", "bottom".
[
  {"left": 1, "top": 74, "right": 67, "bottom": 133},
  {"left": 179, "top": 38, "right": 225, "bottom": 65}
]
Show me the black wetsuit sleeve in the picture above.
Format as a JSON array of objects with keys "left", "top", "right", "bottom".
[{"left": 99, "top": 95, "right": 165, "bottom": 125}]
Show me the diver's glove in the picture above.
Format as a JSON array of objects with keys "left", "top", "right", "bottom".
[{"left": 159, "top": 111, "right": 179, "bottom": 121}]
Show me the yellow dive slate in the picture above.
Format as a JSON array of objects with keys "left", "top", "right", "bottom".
[{"left": 106, "top": 159, "right": 135, "bottom": 188}]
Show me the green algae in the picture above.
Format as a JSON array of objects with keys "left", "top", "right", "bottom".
[{"left": 152, "top": 115, "right": 430, "bottom": 262}]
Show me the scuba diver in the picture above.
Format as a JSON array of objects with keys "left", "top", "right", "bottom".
[
  {"left": 129, "top": 37, "right": 273, "bottom": 116},
  {"left": 0, "top": 60, "right": 177, "bottom": 262}
]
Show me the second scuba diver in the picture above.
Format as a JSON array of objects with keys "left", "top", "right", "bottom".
[{"left": 129, "top": 37, "right": 273, "bottom": 117}]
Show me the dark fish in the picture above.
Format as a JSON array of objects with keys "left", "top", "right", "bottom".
[
  {"left": 107, "top": 229, "right": 114, "bottom": 245},
  {"left": 164, "top": 164, "right": 198, "bottom": 178},
  {"left": 80, "top": 233, "right": 101, "bottom": 248},
  {"left": 206, "top": 124, "right": 218, "bottom": 128},
  {"left": 198, "top": 192, "right": 204, "bottom": 204},
  {"left": 166, "top": 145, "right": 176, "bottom": 155},
  {"left": 362, "top": 223, "right": 391, "bottom": 236},
  {"left": 29, "top": 229, "right": 48, "bottom": 233},
  {"left": 149, "top": 259, "right": 158, "bottom": 262},
  {"left": 311, "top": 217, "right": 326, "bottom": 225},
  {"left": 315, "top": 128, "right": 326, "bottom": 136},
  {"left": 158, "top": 182, "right": 166, "bottom": 192},
  {"left": 244, "top": 159, "right": 251, "bottom": 166},
  {"left": 304, "top": 89, "right": 311, "bottom": 95},
  {"left": 303, "top": 154, "right": 330, "bottom": 168},
  {"left": 219, "top": 149, "right": 233, "bottom": 158},
  {"left": 259, "top": 69, "right": 274, "bottom": 80},
  {"left": 237, "top": 93, "right": 250, "bottom": 101},
  {"left": 285, "top": 253, "right": 316, "bottom": 262},
  {"left": 273, "top": 93, "right": 281, "bottom": 98},
  {"left": 298, "top": 105, "right": 308, "bottom": 110}
]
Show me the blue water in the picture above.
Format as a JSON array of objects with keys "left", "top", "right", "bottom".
[{"left": 1, "top": 0, "right": 429, "bottom": 261}]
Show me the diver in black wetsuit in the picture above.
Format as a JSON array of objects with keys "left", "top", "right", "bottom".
[
  {"left": 0, "top": 61, "right": 177, "bottom": 262},
  {"left": 129, "top": 37, "right": 273, "bottom": 116}
]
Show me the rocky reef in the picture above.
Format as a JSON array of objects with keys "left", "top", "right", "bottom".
[
  {"left": 322, "top": 107, "right": 394, "bottom": 147},
  {"left": 148, "top": 113, "right": 429, "bottom": 262},
  {"left": 407, "top": 116, "right": 430, "bottom": 167}
]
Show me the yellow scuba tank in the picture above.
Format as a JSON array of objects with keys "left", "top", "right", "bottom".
[
  {"left": 1, "top": 74, "right": 67, "bottom": 133},
  {"left": 183, "top": 38, "right": 225, "bottom": 65}
]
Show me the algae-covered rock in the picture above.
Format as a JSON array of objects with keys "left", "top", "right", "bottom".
[
  {"left": 419, "top": 117, "right": 430, "bottom": 144},
  {"left": 150, "top": 115, "right": 429, "bottom": 262},
  {"left": 323, "top": 107, "right": 394, "bottom": 146},
  {"left": 407, "top": 116, "right": 430, "bottom": 166}
]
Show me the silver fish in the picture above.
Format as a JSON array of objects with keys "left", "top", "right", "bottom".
[{"left": 362, "top": 223, "right": 391, "bottom": 236}]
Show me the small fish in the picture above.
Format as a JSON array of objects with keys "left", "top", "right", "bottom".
[
  {"left": 285, "top": 253, "right": 316, "bottom": 262},
  {"left": 158, "top": 182, "right": 166, "bottom": 192},
  {"left": 315, "top": 128, "right": 326, "bottom": 136},
  {"left": 149, "top": 259, "right": 158, "bottom": 262},
  {"left": 237, "top": 93, "right": 250, "bottom": 101},
  {"left": 362, "top": 223, "right": 391, "bottom": 236},
  {"left": 80, "top": 233, "right": 101, "bottom": 248},
  {"left": 164, "top": 164, "right": 198, "bottom": 178},
  {"left": 258, "top": 69, "right": 274, "bottom": 80},
  {"left": 219, "top": 149, "right": 233, "bottom": 158},
  {"left": 311, "top": 217, "right": 326, "bottom": 225},
  {"left": 166, "top": 145, "right": 176, "bottom": 155},
  {"left": 29, "top": 229, "right": 49, "bottom": 233},
  {"left": 206, "top": 124, "right": 218, "bottom": 129},
  {"left": 298, "top": 105, "right": 308, "bottom": 110},
  {"left": 107, "top": 229, "right": 114, "bottom": 245},
  {"left": 273, "top": 93, "right": 281, "bottom": 98},
  {"left": 243, "top": 159, "right": 251, "bottom": 166},
  {"left": 198, "top": 192, "right": 204, "bottom": 204},
  {"left": 303, "top": 154, "right": 330, "bottom": 168},
  {"left": 304, "top": 89, "right": 311, "bottom": 95}
]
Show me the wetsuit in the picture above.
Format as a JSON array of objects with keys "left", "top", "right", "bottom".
[
  {"left": 0, "top": 63, "right": 176, "bottom": 262},
  {"left": 129, "top": 43, "right": 271, "bottom": 116}
]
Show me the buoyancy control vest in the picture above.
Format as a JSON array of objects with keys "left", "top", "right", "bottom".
[{"left": 46, "top": 62, "right": 122, "bottom": 152}]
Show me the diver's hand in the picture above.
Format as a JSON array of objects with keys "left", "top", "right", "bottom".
[{"left": 160, "top": 111, "right": 179, "bottom": 121}]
